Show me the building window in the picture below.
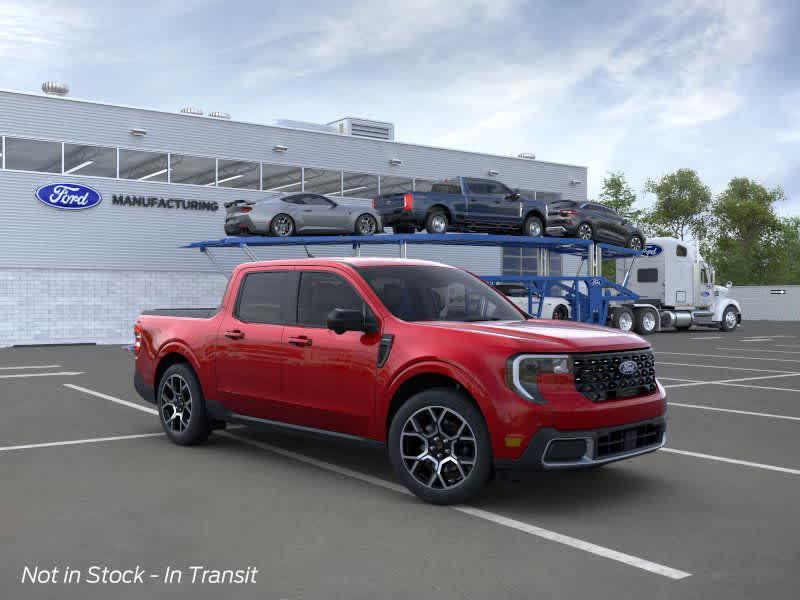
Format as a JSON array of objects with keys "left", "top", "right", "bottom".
[
  {"left": 217, "top": 159, "right": 260, "bottom": 189},
  {"left": 379, "top": 176, "right": 413, "bottom": 195},
  {"left": 262, "top": 163, "right": 302, "bottom": 192},
  {"left": 119, "top": 149, "right": 169, "bottom": 182},
  {"left": 63, "top": 143, "right": 117, "bottom": 177},
  {"left": 342, "top": 171, "right": 379, "bottom": 199},
  {"left": 170, "top": 154, "right": 216, "bottom": 186},
  {"left": 304, "top": 167, "right": 342, "bottom": 196},
  {"left": 4, "top": 137, "right": 61, "bottom": 173},
  {"left": 501, "top": 248, "right": 562, "bottom": 277}
]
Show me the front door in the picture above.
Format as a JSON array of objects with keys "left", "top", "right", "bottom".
[
  {"left": 465, "top": 179, "right": 519, "bottom": 228},
  {"left": 282, "top": 269, "right": 380, "bottom": 437},
  {"left": 214, "top": 269, "right": 298, "bottom": 418},
  {"left": 301, "top": 194, "right": 341, "bottom": 232}
]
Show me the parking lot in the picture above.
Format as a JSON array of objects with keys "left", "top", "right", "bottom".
[{"left": 1, "top": 321, "right": 799, "bottom": 599}]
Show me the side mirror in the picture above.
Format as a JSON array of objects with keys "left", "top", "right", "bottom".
[
  {"left": 506, "top": 191, "right": 521, "bottom": 201},
  {"left": 326, "top": 308, "right": 378, "bottom": 335},
  {"left": 726, "top": 281, "right": 733, "bottom": 289}
]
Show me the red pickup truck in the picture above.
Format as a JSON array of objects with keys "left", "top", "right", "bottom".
[{"left": 134, "top": 258, "right": 666, "bottom": 505}]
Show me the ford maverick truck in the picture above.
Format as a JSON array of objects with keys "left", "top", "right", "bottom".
[
  {"left": 373, "top": 177, "right": 548, "bottom": 236},
  {"left": 134, "top": 257, "right": 667, "bottom": 504}
]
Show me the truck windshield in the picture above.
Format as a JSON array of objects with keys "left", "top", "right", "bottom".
[{"left": 355, "top": 265, "right": 525, "bottom": 323}]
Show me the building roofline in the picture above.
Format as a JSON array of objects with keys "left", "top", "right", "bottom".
[{"left": 0, "top": 88, "right": 587, "bottom": 171}]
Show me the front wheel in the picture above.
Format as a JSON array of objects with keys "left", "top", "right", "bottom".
[
  {"left": 355, "top": 213, "right": 379, "bottom": 235},
  {"left": 720, "top": 306, "right": 739, "bottom": 332},
  {"left": 158, "top": 363, "right": 212, "bottom": 446},
  {"left": 627, "top": 235, "right": 644, "bottom": 250},
  {"left": 523, "top": 215, "right": 544, "bottom": 237},
  {"left": 388, "top": 388, "right": 492, "bottom": 505}
]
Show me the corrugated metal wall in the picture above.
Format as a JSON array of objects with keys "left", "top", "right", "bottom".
[{"left": 729, "top": 286, "right": 800, "bottom": 321}]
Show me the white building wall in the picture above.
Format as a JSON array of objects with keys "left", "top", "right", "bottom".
[{"left": 729, "top": 285, "right": 800, "bottom": 321}]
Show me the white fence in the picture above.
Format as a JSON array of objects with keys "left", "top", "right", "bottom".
[{"left": 732, "top": 285, "right": 800, "bottom": 321}]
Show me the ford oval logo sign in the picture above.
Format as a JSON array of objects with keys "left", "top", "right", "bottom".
[
  {"left": 35, "top": 183, "right": 103, "bottom": 210},
  {"left": 642, "top": 244, "right": 662, "bottom": 257},
  {"left": 619, "top": 360, "right": 638, "bottom": 376}
]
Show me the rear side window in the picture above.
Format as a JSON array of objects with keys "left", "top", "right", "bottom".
[
  {"left": 637, "top": 268, "right": 659, "bottom": 283},
  {"left": 236, "top": 271, "right": 296, "bottom": 324},
  {"left": 676, "top": 245, "right": 688, "bottom": 257},
  {"left": 297, "top": 271, "right": 365, "bottom": 327},
  {"left": 430, "top": 183, "right": 461, "bottom": 194}
]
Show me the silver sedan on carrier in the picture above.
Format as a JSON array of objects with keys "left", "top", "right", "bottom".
[{"left": 224, "top": 192, "right": 383, "bottom": 237}]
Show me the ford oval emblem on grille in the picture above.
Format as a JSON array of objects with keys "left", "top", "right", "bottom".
[{"left": 619, "top": 360, "right": 638, "bottom": 376}]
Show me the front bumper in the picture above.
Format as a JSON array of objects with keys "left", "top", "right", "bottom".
[{"left": 494, "top": 415, "right": 666, "bottom": 472}]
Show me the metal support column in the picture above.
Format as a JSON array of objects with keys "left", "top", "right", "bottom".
[
  {"left": 400, "top": 241, "right": 408, "bottom": 258},
  {"left": 241, "top": 244, "right": 258, "bottom": 262},
  {"left": 202, "top": 247, "right": 229, "bottom": 279}
]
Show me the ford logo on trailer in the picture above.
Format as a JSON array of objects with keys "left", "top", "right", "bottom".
[
  {"left": 619, "top": 360, "right": 638, "bottom": 376},
  {"left": 642, "top": 244, "right": 662, "bottom": 257},
  {"left": 35, "top": 183, "right": 103, "bottom": 210}
]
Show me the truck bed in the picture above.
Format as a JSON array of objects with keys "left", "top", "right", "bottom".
[{"left": 141, "top": 308, "right": 218, "bottom": 318}]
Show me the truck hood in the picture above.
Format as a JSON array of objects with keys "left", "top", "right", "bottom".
[{"left": 418, "top": 319, "right": 649, "bottom": 353}]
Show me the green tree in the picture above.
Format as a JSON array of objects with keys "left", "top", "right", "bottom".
[
  {"left": 643, "top": 169, "right": 712, "bottom": 240},
  {"left": 598, "top": 171, "right": 640, "bottom": 221},
  {"left": 705, "top": 178, "right": 787, "bottom": 284}
]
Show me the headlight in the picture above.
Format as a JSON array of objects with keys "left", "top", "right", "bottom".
[{"left": 506, "top": 354, "right": 572, "bottom": 404}]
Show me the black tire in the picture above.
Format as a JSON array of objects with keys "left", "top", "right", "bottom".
[
  {"left": 388, "top": 388, "right": 492, "bottom": 505},
  {"left": 157, "top": 363, "right": 212, "bottom": 446},
  {"left": 611, "top": 306, "right": 635, "bottom": 332},
  {"left": 355, "top": 213, "right": 379, "bottom": 236},
  {"left": 523, "top": 215, "right": 544, "bottom": 237},
  {"left": 720, "top": 306, "right": 739, "bottom": 332},
  {"left": 393, "top": 224, "right": 416, "bottom": 234},
  {"left": 627, "top": 235, "right": 644, "bottom": 250},
  {"left": 551, "top": 305, "right": 569, "bottom": 320},
  {"left": 633, "top": 307, "right": 658, "bottom": 335},
  {"left": 269, "top": 213, "right": 295, "bottom": 237},
  {"left": 576, "top": 222, "right": 594, "bottom": 240},
  {"left": 425, "top": 209, "right": 449, "bottom": 234}
]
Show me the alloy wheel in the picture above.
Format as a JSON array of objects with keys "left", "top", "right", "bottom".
[
  {"left": 161, "top": 374, "right": 192, "bottom": 433},
  {"left": 725, "top": 309, "right": 737, "bottom": 329},
  {"left": 357, "top": 214, "right": 377, "bottom": 235},
  {"left": 430, "top": 215, "right": 447, "bottom": 233},
  {"left": 272, "top": 215, "right": 293, "bottom": 237},
  {"left": 618, "top": 311, "right": 633, "bottom": 332},
  {"left": 400, "top": 406, "right": 477, "bottom": 490},
  {"left": 642, "top": 310, "right": 656, "bottom": 332},
  {"left": 577, "top": 224, "right": 593, "bottom": 240},
  {"left": 527, "top": 219, "right": 543, "bottom": 237},
  {"left": 629, "top": 236, "right": 643, "bottom": 250}
]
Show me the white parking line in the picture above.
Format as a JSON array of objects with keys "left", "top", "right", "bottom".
[
  {"left": 656, "top": 361, "right": 797, "bottom": 374},
  {"left": 56, "top": 384, "right": 692, "bottom": 580},
  {"left": 663, "top": 372, "right": 800, "bottom": 389},
  {"left": 775, "top": 344, "right": 800, "bottom": 349},
  {"left": 717, "top": 347, "right": 800, "bottom": 355},
  {"left": 657, "top": 351, "right": 800, "bottom": 363},
  {"left": 661, "top": 448, "right": 800, "bottom": 476},
  {"left": 0, "top": 433, "right": 163, "bottom": 453},
  {"left": 688, "top": 336, "right": 722, "bottom": 340},
  {"left": 0, "top": 371, "right": 84, "bottom": 379},
  {"left": 668, "top": 402, "right": 800, "bottom": 422},
  {"left": 64, "top": 384, "right": 158, "bottom": 415},
  {"left": 0, "top": 364, "right": 61, "bottom": 370},
  {"left": 226, "top": 432, "right": 691, "bottom": 580}
]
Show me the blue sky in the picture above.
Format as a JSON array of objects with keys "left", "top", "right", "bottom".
[{"left": 3, "top": 0, "right": 799, "bottom": 215}]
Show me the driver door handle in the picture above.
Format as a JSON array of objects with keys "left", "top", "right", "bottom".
[
  {"left": 288, "top": 336, "right": 312, "bottom": 347},
  {"left": 224, "top": 329, "right": 245, "bottom": 340}
]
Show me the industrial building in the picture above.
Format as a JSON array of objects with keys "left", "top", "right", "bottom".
[{"left": 0, "top": 85, "right": 588, "bottom": 345}]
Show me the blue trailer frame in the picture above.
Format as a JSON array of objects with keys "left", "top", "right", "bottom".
[{"left": 184, "top": 234, "right": 641, "bottom": 326}]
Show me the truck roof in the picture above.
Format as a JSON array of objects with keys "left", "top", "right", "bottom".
[{"left": 231, "top": 256, "right": 455, "bottom": 274}]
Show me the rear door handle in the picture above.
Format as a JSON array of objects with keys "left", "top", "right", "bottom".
[
  {"left": 224, "top": 329, "right": 245, "bottom": 340},
  {"left": 288, "top": 336, "right": 312, "bottom": 347}
]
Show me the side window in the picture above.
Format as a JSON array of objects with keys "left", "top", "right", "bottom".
[
  {"left": 235, "top": 271, "right": 296, "bottom": 324},
  {"left": 485, "top": 182, "right": 513, "bottom": 195},
  {"left": 637, "top": 268, "right": 659, "bottom": 283},
  {"left": 701, "top": 269, "right": 709, "bottom": 284},
  {"left": 307, "top": 195, "right": 334, "bottom": 206},
  {"left": 297, "top": 271, "right": 365, "bottom": 327},
  {"left": 465, "top": 180, "right": 488, "bottom": 194},
  {"left": 676, "top": 245, "right": 688, "bottom": 257},
  {"left": 283, "top": 194, "right": 306, "bottom": 205}
]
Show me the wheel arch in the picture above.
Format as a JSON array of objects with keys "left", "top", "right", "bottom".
[
  {"left": 523, "top": 209, "right": 545, "bottom": 224},
  {"left": 154, "top": 345, "right": 203, "bottom": 397},
  {"left": 427, "top": 204, "right": 453, "bottom": 222}
]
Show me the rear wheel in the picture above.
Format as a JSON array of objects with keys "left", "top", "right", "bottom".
[
  {"left": 551, "top": 305, "right": 569, "bottom": 320},
  {"left": 577, "top": 222, "right": 594, "bottom": 240},
  {"left": 270, "top": 214, "right": 295, "bottom": 237},
  {"left": 611, "top": 306, "right": 635, "bottom": 332},
  {"left": 425, "top": 209, "right": 449, "bottom": 234},
  {"left": 720, "top": 306, "right": 739, "bottom": 332},
  {"left": 523, "top": 215, "right": 544, "bottom": 237},
  {"left": 355, "top": 213, "right": 378, "bottom": 235},
  {"left": 633, "top": 307, "right": 658, "bottom": 335},
  {"left": 388, "top": 388, "right": 492, "bottom": 505},
  {"left": 627, "top": 235, "right": 644, "bottom": 250},
  {"left": 158, "top": 363, "right": 212, "bottom": 446}
]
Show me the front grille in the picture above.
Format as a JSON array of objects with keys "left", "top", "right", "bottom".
[
  {"left": 596, "top": 423, "right": 664, "bottom": 458},
  {"left": 573, "top": 349, "right": 657, "bottom": 402}
]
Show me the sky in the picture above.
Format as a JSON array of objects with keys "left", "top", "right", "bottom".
[{"left": 2, "top": 0, "right": 799, "bottom": 215}]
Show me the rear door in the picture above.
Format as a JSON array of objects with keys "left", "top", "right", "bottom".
[
  {"left": 282, "top": 269, "right": 380, "bottom": 436},
  {"left": 214, "top": 269, "right": 297, "bottom": 418}
]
